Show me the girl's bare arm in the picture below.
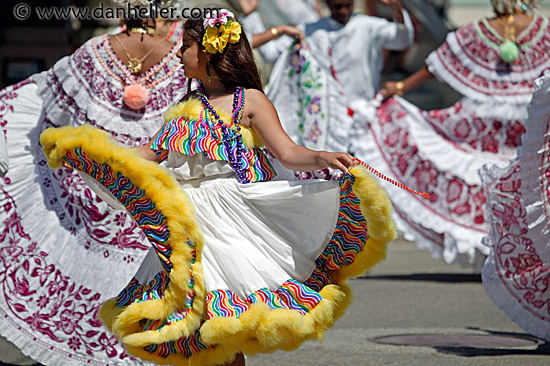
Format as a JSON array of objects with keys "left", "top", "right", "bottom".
[{"left": 245, "top": 89, "right": 355, "bottom": 174}]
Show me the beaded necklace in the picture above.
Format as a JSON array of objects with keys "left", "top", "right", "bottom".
[{"left": 195, "top": 86, "right": 249, "bottom": 183}]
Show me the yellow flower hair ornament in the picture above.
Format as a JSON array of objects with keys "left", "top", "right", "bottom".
[{"left": 202, "top": 9, "right": 242, "bottom": 54}]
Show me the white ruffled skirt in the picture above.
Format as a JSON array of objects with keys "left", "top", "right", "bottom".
[{"left": 41, "top": 124, "right": 397, "bottom": 366}]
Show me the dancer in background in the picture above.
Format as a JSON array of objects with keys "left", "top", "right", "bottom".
[
  {"left": 480, "top": 70, "right": 550, "bottom": 342},
  {"left": 365, "top": 0, "right": 550, "bottom": 267},
  {"left": 267, "top": 0, "right": 413, "bottom": 152},
  {"left": 0, "top": 0, "right": 187, "bottom": 364},
  {"left": 247, "top": 0, "right": 322, "bottom": 29},
  {"left": 41, "top": 9, "right": 396, "bottom": 366},
  {"left": 239, "top": 0, "right": 305, "bottom": 64}
]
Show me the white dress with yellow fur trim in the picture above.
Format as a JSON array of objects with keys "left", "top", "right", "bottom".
[{"left": 40, "top": 95, "right": 396, "bottom": 366}]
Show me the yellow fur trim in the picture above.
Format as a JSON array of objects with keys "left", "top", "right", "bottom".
[
  {"left": 163, "top": 96, "right": 263, "bottom": 149},
  {"left": 41, "top": 124, "right": 208, "bottom": 346},
  {"left": 40, "top": 125, "right": 396, "bottom": 366}
]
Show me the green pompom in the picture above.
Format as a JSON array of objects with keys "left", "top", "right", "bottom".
[{"left": 499, "top": 40, "right": 519, "bottom": 63}]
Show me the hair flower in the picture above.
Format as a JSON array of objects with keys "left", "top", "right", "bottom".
[
  {"left": 202, "top": 9, "right": 241, "bottom": 54},
  {"left": 225, "top": 21, "right": 242, "bottom": 43},
  {"left": 203, "top": 9, "right": 234, "bottom": 28}
]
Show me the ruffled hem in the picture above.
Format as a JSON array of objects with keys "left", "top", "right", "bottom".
[
  {"left": 480, "top": 160, "right": 550, "bottom": 341},
  {"left": 40, "top": 124, "right": 396, "bottom": 366},
  {"left": 389, "top": 96, "right": 524, "bottom": 184},
  {"left": 482, "top": 257, "right": 550, "bottom": 341},
  {"left": 517, "top": 75, "right": 550, "bottom": 243}
]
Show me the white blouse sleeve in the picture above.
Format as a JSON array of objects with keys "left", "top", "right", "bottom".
[
  {"left": 373, "top": 10, "right": 414, "bottom": 50},
  {"left": 242, "top": 11, "right": 265, "bottom": 45},
  {"left": 258, "top": 36, "right": 295, "bottom": 63}
]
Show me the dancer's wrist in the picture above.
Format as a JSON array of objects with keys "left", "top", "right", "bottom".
[
  {"left": 395, "top": 81, "right": 405, "bottom": 96},
  {"left": 270, "top": 27, "right": 280, "bottom": 39}
]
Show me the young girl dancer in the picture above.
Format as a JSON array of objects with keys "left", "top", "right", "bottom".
[{"left": 41, "top": 9, "right": 396, "bottom": 366}]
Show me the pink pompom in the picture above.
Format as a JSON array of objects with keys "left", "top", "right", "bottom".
[{"left": 123, "top": 84, "right": 149, "bottom": 110}]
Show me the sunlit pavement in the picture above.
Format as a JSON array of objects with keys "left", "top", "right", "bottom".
[{"left": 247, "top": 239, "right": 549, "bottom": 366}]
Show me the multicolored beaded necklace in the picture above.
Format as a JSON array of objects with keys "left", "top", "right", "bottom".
[{"left": 196, "top": 86, "right": 250, "bottom": 183}]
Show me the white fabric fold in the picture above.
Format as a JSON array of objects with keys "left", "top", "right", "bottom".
[
  {"left": 481, "top": 71, "right": 550, "bottom": 341},
  {"left": 0, "top": 131, "right": 7, "bottom": 177}
]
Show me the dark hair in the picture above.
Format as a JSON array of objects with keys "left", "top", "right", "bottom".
[{"left": 183, "top": 15, "right": 264, "bottom": 93}]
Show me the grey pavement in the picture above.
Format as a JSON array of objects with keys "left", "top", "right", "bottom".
[
  {"left": 247, "top": 239, "right": 549, "bottom": 366},
  {"left": 1, "top": 239, "right": 547, "bottom": 365}
]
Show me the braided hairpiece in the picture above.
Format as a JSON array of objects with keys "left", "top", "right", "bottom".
[{"left": 201, "top": 9, "right": 242, "bottom": 54}]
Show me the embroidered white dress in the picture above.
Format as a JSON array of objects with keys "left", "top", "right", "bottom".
[
  {"left": 480, "top": 72, "right": 550, "bottom": 341},
  {"left": 350, "top": 15, "right": 550, "bottom": 267},
  {"left": 268, "top": 13, "right": 550, "bottom": 268},
  {"left": 0, "top": 132, "right": 7, "bottom": 177},
  {"left": 0, "top": 34, "right": 186, "bottom": 365}
]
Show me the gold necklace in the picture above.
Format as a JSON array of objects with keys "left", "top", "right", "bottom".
[
  {"left": 113, "top": 35, "right": 164, "bottom": 75},
  {"left": 128, "top": 26, "right": 156, "bottom": 35},
  {"left": 497, "top": 14, "right": 517, "bottom": 41}
]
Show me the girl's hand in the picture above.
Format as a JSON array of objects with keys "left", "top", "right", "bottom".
[
  {"left": 380, "top": 0, "right": 404, "bottom": 22},
  {"left": 381, "top": 81, "right": 398, "bottom": 100},
  {"left": 278, "top": 25, "right": 305, "bottom": 45},
  {"left": 316, "top": 151, "right": 356, "bottom": 175},
  {"left": 133, "top": 145, "right": 162, "bottom": 163}
]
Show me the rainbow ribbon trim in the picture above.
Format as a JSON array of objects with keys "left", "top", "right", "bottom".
[
  {"left": 151, "top": 115, "right": 276, "bottom": 183},
  {"left": 115, "top": 271, "right": 171, "bottom": 307},
  {"left": 305, "top": 173, "right": 368, "bottom": 292},
  {"left": 64, "top": 148, "right": 174, "bottom": 270},
  {"left": 138, "top": 279, "right": 325, "bottom": 359},
  {"left": 63, "top": 149, "right": 197, "bottom": 319},
  {"left": 205, "top": 279, "right": 323, "bottom": 319},
  {"left": 143, "top": 328, "right": 215, "bottom": 359}
]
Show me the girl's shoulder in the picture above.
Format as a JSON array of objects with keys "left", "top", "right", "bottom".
[
  {"left": 244, "top": 88, "right": 266, "bottom": 100},
  {"left": 244, "top": 88, "right": 272, "bottom": 110},
  {"left": 243, "top": 88, "right": 275, "bottom": 122}
]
